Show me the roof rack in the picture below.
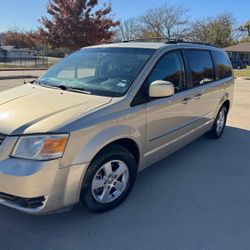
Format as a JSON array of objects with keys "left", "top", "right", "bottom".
[
  {"left": 122, "top": 38, "right": 217, "bottom": 47},
  {"left": 122, "top": 37, "right": 168, "bottom": 43},
  {"left": 165, "top": 39, "right": 217, "bottom": 47}
]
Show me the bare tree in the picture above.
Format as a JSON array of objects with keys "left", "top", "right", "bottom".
[
  {"left": 239, "top": 20, "right": 250, "bottom": 37},
  {"left": 116, "top": 18, "right": 142, "bottom": 41},
  {"left": 189, "top": 19, "right": 211, "bottom": 43},
  {"left": 190, "top": 13, "right": 236, "bottom": 47},
  {"left": 139, "top": 4, "right": 189, "bottom": 40}
]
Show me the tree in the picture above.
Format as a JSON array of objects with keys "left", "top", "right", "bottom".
[
  {"left": 190, "top": 13, "right": 236, "bottom": 47},
  {"left": 2, "top": 31, "right": 36, "bottom": 48},
  {"left": 239, "top": 21, "right": 250, "bottom": 37},
  {"left": 139, "top": 4, "right": 189, "bottom": 40},
  {"left": 116, "top": 18, "right": 141, "bottom": 41},
  {"left": 36, "top": 0, "right": 119, "bottom": 51}
]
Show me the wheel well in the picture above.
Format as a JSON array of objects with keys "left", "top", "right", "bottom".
[
  {"left": 222, "top": 100, "right": 230, "bottom": 112},
  {"left": 95, "top": 139, "right": 140, "bottom": 165}
]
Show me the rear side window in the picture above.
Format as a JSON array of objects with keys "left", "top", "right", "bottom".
[
  {"left": 185, "top": 50, "right": 215, "bottom": 87},
  {"left": 148, "top": 50, "right": 186, "bottom": 92},
  {"left": 212, "top": 51, "right": 232, "bottom": 80}
]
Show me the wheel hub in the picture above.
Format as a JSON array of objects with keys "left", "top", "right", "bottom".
[
  {"left": 107, "top": 175, "right": 115, "bottom": 184},
  {"left": 91, "top": 160, "right": 129, "bottom": 204}
]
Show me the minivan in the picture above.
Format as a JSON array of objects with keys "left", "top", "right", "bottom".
[{"left": 0, "top": 41, "right": 234, "bottom": 214}]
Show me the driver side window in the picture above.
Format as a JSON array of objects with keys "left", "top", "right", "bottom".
[{"left": 148, "top": 50, "right": 186, "bottom": 93}]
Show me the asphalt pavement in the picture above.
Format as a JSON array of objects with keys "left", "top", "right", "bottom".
[{"left": 0, "top": 78, "right": 249, "bottom": 250}]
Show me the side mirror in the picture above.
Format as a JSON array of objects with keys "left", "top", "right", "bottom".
[{"left": 149, "top": 80, "right": 175, "bottom": 98}]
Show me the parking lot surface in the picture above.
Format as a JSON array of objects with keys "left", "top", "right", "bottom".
[{"left": 0, "top": 78, "right": 249, "bottom": 250}]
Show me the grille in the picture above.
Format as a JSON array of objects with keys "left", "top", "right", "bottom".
[
  {"left": 0, "top": 134, "right": 5, "bottom": 146},
  {"left": 0, "top": 193, "right": 46, "bottom": 209}
]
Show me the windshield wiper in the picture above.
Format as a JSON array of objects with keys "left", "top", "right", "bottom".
[
  {"left": 62, "top": 86, "right": 92, "bottom": 95},
  {"left": 36, "top": 82, "right": 91, "bottom": 95}
]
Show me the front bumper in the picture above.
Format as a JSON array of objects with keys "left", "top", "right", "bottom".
[{"left": 0, "top": 137, "right": 88, "bottom": 214}]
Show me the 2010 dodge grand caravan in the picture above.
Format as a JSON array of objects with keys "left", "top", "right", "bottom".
[{"left": 0, "top": 41, "right": 234, "bottom": 214}]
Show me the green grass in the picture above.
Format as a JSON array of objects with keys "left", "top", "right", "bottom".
[{"left": 234, "top": 67, "right": 250, "bottom": 78}]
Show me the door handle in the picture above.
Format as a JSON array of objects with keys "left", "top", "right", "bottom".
[
  {"left": 182, "top": 97, "right": 192, "bottom": 104},
  {"left": 194, "top": 93, "right": 202, "bottom": 99}
]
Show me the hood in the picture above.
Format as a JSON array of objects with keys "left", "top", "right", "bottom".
[{"left": 0, "top": 84, "right": 112, "bottom": 135}]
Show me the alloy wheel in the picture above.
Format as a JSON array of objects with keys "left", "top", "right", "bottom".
[
  {"left": 216, "top": 109, "right": 226, "bottom": 135},
  {"left": 91, "top": 160, "right": 129, "bottom": 204}
]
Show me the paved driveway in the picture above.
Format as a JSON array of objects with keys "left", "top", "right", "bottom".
[{"left": 0, "top": 79, "right": 249, "bottom": 250}]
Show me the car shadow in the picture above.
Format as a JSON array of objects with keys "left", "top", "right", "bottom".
[{"left": 0, "top": 126, "right": 250, "bottom": 250}]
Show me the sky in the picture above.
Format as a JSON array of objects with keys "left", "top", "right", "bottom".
[{"left": 0, "top": 0, "right": 249, "bottom": 32}]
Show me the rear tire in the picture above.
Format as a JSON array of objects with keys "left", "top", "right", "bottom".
[
  {"left": 80, "top": 144, "right": 138, "bottom": 213},
  {"left": 207, "top": 105, "right": 228, "bottom": 139}
]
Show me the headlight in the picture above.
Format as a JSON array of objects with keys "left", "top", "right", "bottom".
[{"left": 12, "top": 134, "right": 69, "bottom": 160}]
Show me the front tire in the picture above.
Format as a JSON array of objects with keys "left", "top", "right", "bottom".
[
  {"left": 80, "top": 144, "right": 138, "bottom": 213},
  {"left": 207, "top": 105, "right": 228, "bottom": 139}
]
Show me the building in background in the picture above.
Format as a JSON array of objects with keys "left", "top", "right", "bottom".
[{"left": 225, "top": 42, "right": 250, "bottom": 65}]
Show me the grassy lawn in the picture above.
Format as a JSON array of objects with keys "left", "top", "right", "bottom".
[{"left": 234, "top": 67, "right": 250, "bottom": 78}]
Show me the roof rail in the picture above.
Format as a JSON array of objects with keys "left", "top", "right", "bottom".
[
  {"left": 165, "top": 39, "right": 217, "bottom": 47},
  {"left": 122, "top": 38, "right": 217, "bottom": 47},
  {"left": 122, "top": 37, "right": 168, "bottom": 43}
]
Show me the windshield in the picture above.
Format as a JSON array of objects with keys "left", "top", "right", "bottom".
[{"left": 39, "top": 47, "right": 155, "bottom": 97}]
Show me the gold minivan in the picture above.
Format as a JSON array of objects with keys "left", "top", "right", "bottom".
[{"left": 0, "top": 41, "right": 234, "bottom": 214}]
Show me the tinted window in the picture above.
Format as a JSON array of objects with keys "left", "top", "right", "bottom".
[
  {"left": 213, "top": 51, "right": 232, "bottom": 79},
  {"left": 185, "top": 50, "right": 215, "bottom": 87},
  {"left": 148, "top": 50, "right": 186, "bottom": 92}
]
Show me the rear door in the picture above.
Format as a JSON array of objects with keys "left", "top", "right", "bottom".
[{"left": 183, "top": 49, "right": 222, "bottom": 124}]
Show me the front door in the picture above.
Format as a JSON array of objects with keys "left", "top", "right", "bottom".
[{"left": 144, "top": 50, "right": 197, "bottom": 164}]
